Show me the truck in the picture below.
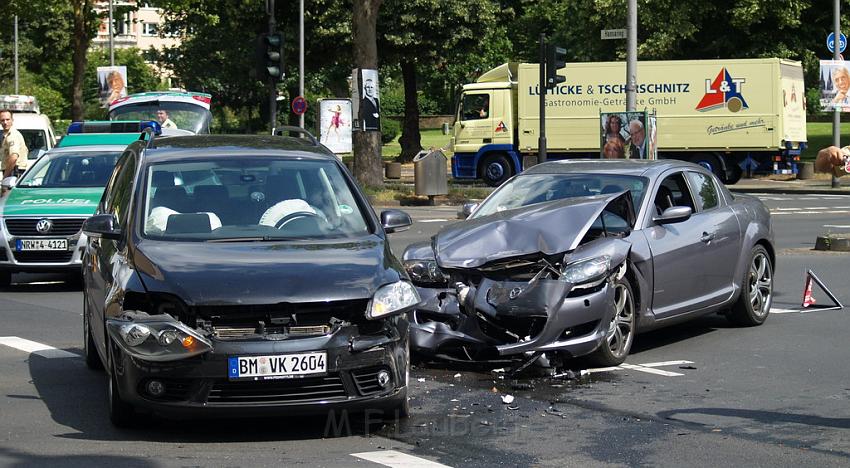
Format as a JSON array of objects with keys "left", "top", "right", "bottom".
[{"left": 450, "top": 58, "right": 807, "bottom": 185}]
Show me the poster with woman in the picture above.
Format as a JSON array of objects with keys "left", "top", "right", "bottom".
[
  {"left": 318, "top": 99, "right": 352, "bottom": 154},
  {"left": 820, "top": 60, "right": 850, "bottom": 111},
  {"left": 97, "top": 66, "right": 128, "bottom": 107}
]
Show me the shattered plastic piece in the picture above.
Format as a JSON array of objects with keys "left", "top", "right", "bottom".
[
  {"left": 679, "top": 365, "right": 697, "bottom": 370},
  {"left": 450, "top": 399, "right": 459, "bottom": 402},
  {"left": 552, "top": 370, "right": 578, "bottom": 380},
  {"left": 417, "top": 378, "right": 426, "bottom": 383},
  {"left": 492, "top": 368, "right": 506, "bottom": 374},
  {"left": 501, "top": 395, "right": 515, "bottom": 404},
  {"left": 479, "top": 420, "right": 492, "bottom": 426},
  {"left": 511, "top": 382, "right": 535, "bottom": 391},
  {"left": 491, "top": 387, "right": 499, "bottom": 393},
  {"left": 507, "top": 404, "right": 520, "bottom": 410},
  {"left": 580, "top": 369, "right": 590, "bottom": 377},
  {"left": 453, "top": 373, "right": 462, "bottom": 378}
]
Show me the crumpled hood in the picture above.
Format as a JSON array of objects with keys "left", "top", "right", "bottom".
[
  {"left": 435, "top": 192, "right": 634, "bottom": 269},
  {"left": 133, "top": 236, "right": 402, "bottom": 306},
  {"left": 1, "top": 187, "right": 102, "bottom": 217}
]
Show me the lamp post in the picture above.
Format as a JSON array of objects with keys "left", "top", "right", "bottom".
[
  {"left": 108, "top": 0, "right": 115, "bottom": 66},
  {"left": 626, "top": 0, "right": 637, "bottom": 111},
  {"left": 833, "top": 0, "right": 841, "bottom": 188}
]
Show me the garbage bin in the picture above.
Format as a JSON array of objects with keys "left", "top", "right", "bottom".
[{"left": 414, "top": 149, "right": 448, "bottom": 203}]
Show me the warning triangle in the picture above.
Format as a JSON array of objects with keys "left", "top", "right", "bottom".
[{"left": 800, "top": 269, "right": 844, "bottom": 311}]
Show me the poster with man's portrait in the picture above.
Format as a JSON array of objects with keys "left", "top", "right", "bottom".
[
  {"left": 352, "top": 68, "right": 380, "bottom": 132},
  {"left": 98, "top": 66, "right": 128, "bottom": 107},
  {"left": 819, "top": 60, "right": 850, "bottom": 111},
  {"left": 600, "top": 111, "right": 651, "bottom": 159},
  {"left": 318, "top": 99, "right": 352, "bottom": 155}
]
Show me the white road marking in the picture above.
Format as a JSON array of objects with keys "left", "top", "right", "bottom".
[
  {"left": 823, "top": 225, "right": 850, "bottom": 228},
  {"left": 585, "top": 360, "right": 694, "bottom": 377},
  {"left": 0, "top": 337, "right": 79, "bottom": 359},
  {"left": 770, "top": 308, "right": 800, "bottom": 314},
  {"left": 418, "top": 219, "right": 449, "bottom": 223},
  {"left": 352, "top": 450, "right": 451, "bottom": 468}
]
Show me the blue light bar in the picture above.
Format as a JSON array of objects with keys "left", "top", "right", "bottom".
[{"left": 66, "top": 120, "right": 162, "bottom": 135}]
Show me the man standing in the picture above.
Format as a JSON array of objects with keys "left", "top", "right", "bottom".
[
  {"left": 627, "top": 119, "right": 646, "bottom": 159},
  {"left": 156, "top": 109, "right": 177, "bottom": 129},
  {"left": 1, "top": 109, "right": 29, "bottom": 179},
  {"left": 360, "top": 78, "right": 380, "bottom": 131}
]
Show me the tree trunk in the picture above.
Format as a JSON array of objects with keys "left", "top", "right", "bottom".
[
  {"left": 397, "top": 60, "right": 422, "bottom": 163},
  {"left": 352, "top": 0, "right": 383, "bottom": 188},
  {"left": 70, "top": 1, "right": 92, "bottom": 121}
]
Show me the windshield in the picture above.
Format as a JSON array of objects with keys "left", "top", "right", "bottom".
[
  {"left": 18, "top": 129, "right": 49, "bottom": 154},
  {"left": 109, "top": 102, "right": 211, "bottom": 134},
  {"left": 142, "top": 158, "right": 371, "bottom": 241},
  {"left": 473, "top": 173, "right": 649, "bottom": 218},
  {"left": 16, "top": 151, "right": 120, "bottom": 188}
]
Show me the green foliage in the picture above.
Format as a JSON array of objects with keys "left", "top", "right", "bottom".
[{"left": 381, "top": 118, "right": 401, "bottom": 144}]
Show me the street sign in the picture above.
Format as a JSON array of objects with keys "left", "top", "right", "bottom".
[
  {"left": 827, "top": 32, "right": 847, "bottom": 53},
  {"left": 291, "top": 95, "right": 307, "bottom": 115},
  {"left": 601, "top": 29, "right": 627, "bottom": 40}
]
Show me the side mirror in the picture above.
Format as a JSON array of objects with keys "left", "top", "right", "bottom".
[
  {"left": 1, "top": 176, "right": 17, "bottom": 191},
  {"left": 83, "top": 214, "right": 122, "bottom": 240},
  {"left": 380, "top": 209, "right": 412, "bottom": 234},
  {"left": 654, "top": 206, "right": 692, "bottom": 225},
  {"left": 458, "top": 202, "right": 479, "bottom": 219}
]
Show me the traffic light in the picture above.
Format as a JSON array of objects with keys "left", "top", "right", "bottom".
[
  {"left": 546, "top": 45, "right": 566, "bottom": 89},
  {"left": 256, "top": 32, "right": 284, "bottom": 81}
]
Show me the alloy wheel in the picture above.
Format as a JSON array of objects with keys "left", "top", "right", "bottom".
[
  {"left": 606, "top": 281, "right": 635, "bottom": 358},
  {"left": 748, "top": 251, "right": 772, "bottom": 317}
]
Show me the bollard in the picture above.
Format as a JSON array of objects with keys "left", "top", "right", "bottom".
[
  {"left": 797, "top": 161, "right": 814, "bottom": 180},
  {"left": 385, "top": 162, "right": 402, "bottom": 179}
]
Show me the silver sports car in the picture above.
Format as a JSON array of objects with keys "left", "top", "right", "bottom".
[{"left": 402, "top": 159, "right": 774, "bottom": 367}]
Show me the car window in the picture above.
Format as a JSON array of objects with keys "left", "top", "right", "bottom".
[
  {"left": 106, "top": 153, "right": 137, "bottom": 227},
  {"left": 473, "top": 174, "right": 648, "bottom": 218},
  {"left": 141, "top": 158, "right": 370, "bottom": 241},
  {"left": 654, "top": 172, "right": 696, "bottom": 215},
  {"left": 19, "top": 129, "right": 48, "bottom": 154},
  {"left": 461, "top": 94, "right": 490, "bottom": 121},
  {"left": 15, "top": 151, "right": 121, "bottom": 188},
  {"left": 686, "top": 171, "right": 719, "bottom": 211}
]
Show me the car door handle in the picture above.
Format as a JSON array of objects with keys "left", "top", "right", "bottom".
[{"left": 700, "top": 232, "right": 715, "bottom": 243}]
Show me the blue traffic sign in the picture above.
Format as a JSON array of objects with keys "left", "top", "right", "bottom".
[{"left": 828, "top": 32, "right": 847, "bottom": 53}]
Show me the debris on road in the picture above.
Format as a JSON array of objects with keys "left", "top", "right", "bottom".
[{"left": 501, "top": 394, "right": 515, "bottom": 404}]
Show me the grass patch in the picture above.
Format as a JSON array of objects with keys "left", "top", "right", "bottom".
[{"left": 803, "top": 122, "right": 850, "bottom": 160}]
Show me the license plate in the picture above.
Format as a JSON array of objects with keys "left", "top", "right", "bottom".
[
  {"left": 15, "top": 238, "right": 68, "bottom": 251},
  {"left": 228, "top": 352, "right": 327, "bottom": 380}
]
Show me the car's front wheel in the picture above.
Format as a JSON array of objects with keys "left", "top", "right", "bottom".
[
  {"left": 587, "top": 276, "right": 635, "bottom": 367},
  {"left": 728, "top": 245, "right": 772, "bottom": 326},
  {"left": 107, "top": 343, "right": 136, "bottom": 427}
]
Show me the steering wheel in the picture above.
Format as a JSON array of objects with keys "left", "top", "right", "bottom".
[{"left": 274, "top": 211, "right": 322, "bottom": 229}]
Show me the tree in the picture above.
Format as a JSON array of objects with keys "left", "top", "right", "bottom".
[
  {"left": 70, "top": 0, "right": 99, "bottom": 120},
  {"left": 379, "top": 0, "right": 512, "bottom": 162},
  {"left": 352, "top": 0, "right": 384, "bottom": 187}
]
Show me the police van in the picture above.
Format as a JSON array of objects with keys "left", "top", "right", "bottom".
[{"left": 0, "top": 95, "right": 58, "bottom": 168}]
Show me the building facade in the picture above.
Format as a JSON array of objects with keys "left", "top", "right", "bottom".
[{"left": 91, "top": 1, "right": 180, "bottom": 61}]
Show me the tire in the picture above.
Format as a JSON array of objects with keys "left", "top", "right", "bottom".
[
  {"left": 690, "top": 153, "right": 724, "bottom": 181},
  {"left": 107, "top": 343, "right": 136, "bottom": 427},
  {"left": 725, "top": 163, "right": 743, "bottom": 185},
  {"left": 728, "top": 245, "right": 772, "bottom": 326},
  {"left": 83, "top": 294, "right": 104, "bottom": 371},
  {"left": 479, "top": 153, "right": 513, "bottom": 187},
  {"left": 0, "top": 271, "right": 10, "bottom": 289},
  {"left": 586, "top": 276, "right": 636, "bottom": 367}
]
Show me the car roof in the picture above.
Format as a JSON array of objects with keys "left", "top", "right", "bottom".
[
  {"left": 57, "top": 133, "right": 142, "bottom": 148},
  {"left": 521, "top": 159, "right": 697, "bottom": 179},
  {"left": 141, "top": 134, "right": 337, "bottom": 163},
  {"left": 10, "top": 113, "right": 51, "bottom": 126}
]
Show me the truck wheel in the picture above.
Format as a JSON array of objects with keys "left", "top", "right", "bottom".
[
  {"left": 725, "top": 163, "right": 743, "bottom": 185},
  {"left": 690, "top": 153, "right": 724, "bottom": 181},
  {"left": 479, "top": 154, "right": 513, "bottom": 187}
]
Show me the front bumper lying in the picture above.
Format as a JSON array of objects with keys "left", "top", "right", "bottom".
[
  {"left": 409, "top": 278, "right": 615, "bottom": 361},
  {"left": 111, "top": 323, "right": 408, "bottom": 418}
]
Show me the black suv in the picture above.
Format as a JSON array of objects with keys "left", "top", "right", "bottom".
[{"left": 82, "top": 131, "right": 417, "bottom": 425}]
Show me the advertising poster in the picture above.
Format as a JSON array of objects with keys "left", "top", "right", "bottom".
[
  {"left": 820, "top": 60, "right": 850, "bottom": 112},
  {"left": 600, "top": 111, "right": 651, "bottom": 159},
  {"left": 97, "top": 66, "right": 128, "bottom": 107},
  {"left": 352, "top": 68, "right": 380, "bottom": 131},
  {"left": 317, "top": 99, "right": 352, "bottom": 154}
]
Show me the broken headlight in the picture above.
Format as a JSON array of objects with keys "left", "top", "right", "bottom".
[
  {"left": 106, "top": 315, "right": 212, "bottom": 362},
  {"left": 560, "top": 255, "right": 611, "bottom": 288},
  {"left": 403, "top": 259, "right": 449, "bottom": 285},
  {"left": 367, "top": 281, "right": 421, "bottom": 319}
]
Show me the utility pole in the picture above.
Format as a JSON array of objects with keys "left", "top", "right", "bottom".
[
  {"left": 626, "top": 0, "right": 637, "bottom": 111},
  {"left": 14, "top": 15, "right": 19, "bottom": 93},
  {"left": 833, "top": 0, "right": 841, "bottom": 188},
  {"left": 108, "top": 0, "right": 115, "bottom": 66},
  {"left": 267, "top": 0, "right": 277, "bottom": 131},
  {"left": 538, "top": 33, "right": 547, "bottom": 164},
  {"left": 299, "top": 0, "right": 305, "bottom": 128}
]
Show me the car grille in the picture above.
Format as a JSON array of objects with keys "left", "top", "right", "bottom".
[
  {"left": 12, "top": 251, "right": 74, "bottom": 263},
  {"left": 193, "top": 299, "right": 370, "bottom": 329},
  {"left": 5, "top": 218, "right": 86, "bottom": 236},
  {"left": 352, "top": 366, "right": 391, "bottom": 396},
  {"left": 207, "top": 375, "right": 347, "bottom": 404}
]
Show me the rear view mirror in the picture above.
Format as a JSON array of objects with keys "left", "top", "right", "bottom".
[
  {"left": 380, "top": 209, "right": 412, "bottom": 233},
  {"left": 458, "top": 202, "right": 479, "bottom": 219},
  {"left": 83, "top": 214, "right": 122, "bottom": 240},
  {"left": 654, "top": 206, "right": 692, "bottom": 225}
]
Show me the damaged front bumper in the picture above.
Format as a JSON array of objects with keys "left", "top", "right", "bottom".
[{"left": 410, "top": 276, "right": 616, "bottom": 361}]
